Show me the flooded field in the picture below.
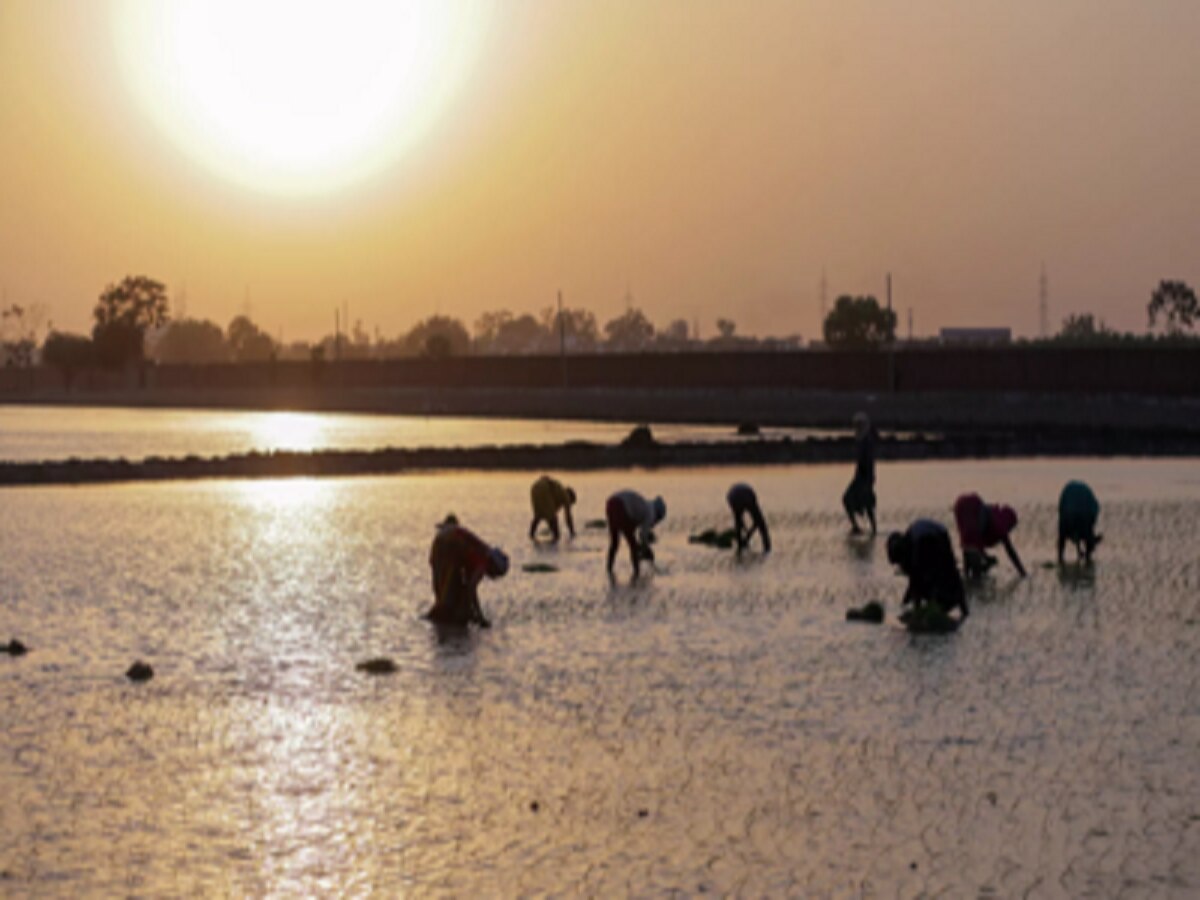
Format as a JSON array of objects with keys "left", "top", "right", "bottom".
[
  {"left": 2, "top": 458, "right": 1199, "bottom": 895},
  {"left": 0, "top": 405, "right": 817, "bottom": 462}
]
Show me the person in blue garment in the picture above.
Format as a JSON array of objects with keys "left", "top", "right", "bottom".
[{"left": 1058, "top": 480, "right": 1102, "bottom": 563}]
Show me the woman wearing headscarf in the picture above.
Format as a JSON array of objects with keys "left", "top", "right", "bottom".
[
  {"left": 427, "top": 514, "right": 509, "bottom": 628},
  {"left": 953, "top": 493, "right": 1026, "bottom": 578}
]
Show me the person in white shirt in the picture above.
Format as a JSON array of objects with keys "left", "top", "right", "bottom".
[{"left": 605, "top": 489, "right": 666, "bottom": 579}]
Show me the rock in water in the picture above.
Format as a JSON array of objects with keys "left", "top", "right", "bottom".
[
  {"left": 621, "top": 425, "right": 656, "bottom": 449},
  {"left": 2, "top": 639, "right": 28, "bottom": 656},
  {"left": 584, "top": 519, "right": 607, "bottom": 530},
  {"left": 125, "top": 661, "right": 154, "bottom": 682},
  {"left": 845, "top": 601, "right": 885, "bottom": 624},
  {"left": 736, "top": 421, "right": 761, "bottom": 436},
  {"left": 356, "top": 657, "right": 398, "bottom": 675},
  {"left": 522, "top": 563, "right": 559, "bottom": 573}
]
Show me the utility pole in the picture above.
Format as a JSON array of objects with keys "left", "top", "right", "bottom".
[
  {"left": 907, "top": 307, "right": 913, "bottom": 342},
  {"left": 557, "top": 289, "right": 568, "bottom": 389},
  {"left": 819, "top": 267, "right": 828, "bottom": 333},
  {"left": 1039, "top": 263, "right": 1049, "bottom": 339},
  {"left": 886, "top": 272, "right": 896, "bottom": 392},
  {"left": 334, "top": 308, "right": 341, "bottom": 361}
]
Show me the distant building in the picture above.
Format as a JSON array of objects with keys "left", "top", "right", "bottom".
[{"left": 939, "top": 327, "right": 1012, "bottom": 346}]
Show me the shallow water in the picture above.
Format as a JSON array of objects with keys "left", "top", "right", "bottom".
[
  {"left": 0, "top": 405, "right": 818, "bottom": 462},
  {"left": 2, "top": 459, "right": 1199, "bottom": 896}
]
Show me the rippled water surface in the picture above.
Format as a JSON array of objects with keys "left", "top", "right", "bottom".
[
  {"left": 2, "top": 459, "right": 1199, "bottom": 896},
  {"left": 0, "top": 405, "right": 816, "bottom": 462}
]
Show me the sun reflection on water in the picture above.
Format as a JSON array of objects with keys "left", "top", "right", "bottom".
[
  {"left": 232, "top": 476, "right": 336, "bottom": 509},
  {"left": 246, "top": 412, "right": 331, "bottom": 453}
]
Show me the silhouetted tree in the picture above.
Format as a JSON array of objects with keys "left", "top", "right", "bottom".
[
  {"left": 660, "top": 319, "right": 689, "bottom": 342},
  {"left": 92, "top": 275, "right": 169, "bottom": 368},
  {"left": 405, "top": 315, "right": 470, "bottom": 358},
  {"left": 715, "top": 318, "right": 737, "bottom": 340},
  {"left": 541, "top": 306, "right": 599, "bottom": 351},
  {"left": 655, "top": 318, "right": 692, "bottom": 350},
  {"left": 497, "top": 314, "right": 547, "bottom": 353},
  {"left": 1, "top": 303, "right": 48, "bottom": 367},
  {"left": 822, "top": 295, "right": 896, "bottom": 349},
  {"left": 42, "top": 331, "right": 95, "bottom": 386},
  {"left": 475, "top": 310, "right": 548, "bottom": 354},
  {"left": 604, "top": 307, "right": 655, "bottom": 351},
  {"left": 474, "top": 310, "right": 514, "bottom": 346},
  {"left": 226, "top": 315, "right": 277, "bottom": 362},
  {"left": 1147, "top": 280, "right": 1198, "bottom": 333},
  {"left": 1057, "top": 313, "right": 1115, "bottom": 343},
  {"left": 151, "top": 318, "right": 228, "bottom": 364}
]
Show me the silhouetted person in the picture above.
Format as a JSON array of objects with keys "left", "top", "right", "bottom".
[
  {"left": 887, "top": 519, "right": 968, "bottom": 621},
  {"left": 1058, "top": 480, "right": 1102, "bottom": 564},
  {"left": 427, "top": 514, "right": 509, "bottom": 628},
  {"left": 606, "top": 490, "right": 666, "bottom": 579},
  {"left": 843, "top": 412, "right": 877, "bottom": 535},
  {"left": 727, "top": 482, "right": 771, "bottom": 553},
  {"left": 529, "top": 475, "right": 577, "bottom": 542},
  {"left": 953, "top": 493, "right": 1026, "bottom": 578}
]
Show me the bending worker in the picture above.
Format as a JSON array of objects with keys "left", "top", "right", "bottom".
[
  {"left": 727, "top": 482, "right": 771, "bottom": 553},
  {"left": 605, "top": 489, "right": 666, "bottom": 580},
  {"left": 427, "top": 514, "right": 509, "bottom": 628},
  {"left": 843, "top": 412, "right": 877, "bottom": 536},
  {"left": 953, "top": 492, "right": 1026, "bottom": 578},
  {"left": 529, "top": 474, "right": 577, "bottom": 542},
  {"left": 1058, "top": 480, "right": 1102, "bottom": 563},
  {"left": 887, "top": 519, "right": 969, "bottom": 622}
]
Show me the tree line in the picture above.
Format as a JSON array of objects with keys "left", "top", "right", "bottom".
[
  {"left": 2, "top": 276, "right": 1197, "bottom": 373},
  {"left": 2, "top": 276, "right": 803, "bottom": 372}
]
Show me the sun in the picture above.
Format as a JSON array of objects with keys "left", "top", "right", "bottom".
[{"left": 113, "top": 0, "right": 490, "bottom": 196}]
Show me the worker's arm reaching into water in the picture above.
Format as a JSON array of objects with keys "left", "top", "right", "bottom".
[{"left": 1001, "top": 535, "right": 1026, "bottom": 577}]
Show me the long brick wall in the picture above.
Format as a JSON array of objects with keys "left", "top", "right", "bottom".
[{"left": 2, "top": 346, "right": 1198, "bottom": 396}]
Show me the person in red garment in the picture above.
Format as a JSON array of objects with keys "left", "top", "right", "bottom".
[
  {"left": 952, "top": 493, "right": 1027, "bottom": 579},
  {"left": 426, "top": 515, "right": 509, "bottom": 628}
]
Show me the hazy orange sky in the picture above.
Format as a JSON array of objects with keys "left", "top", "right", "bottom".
[{"left": 2, "top": 1, "right": 1198, "bottom": 342}]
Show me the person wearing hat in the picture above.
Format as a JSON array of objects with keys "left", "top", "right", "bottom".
[
  {"left": 953, "top": 492, "right": 1026, "bottom": 578},
  {"left": 529, "top": 475, "right": 577, "bottom": 542},
  {"left": 887, "top": 519, "right": 969, "bottom": 622},
  {"left": 1058, "top": 480, "right": 1102, "bottom": 563},
  {"left": 427, "top": 514, "right": 509, "bottom": 628},
  {"left": 843, "top": 412, "right": 877, "bottom": 535},
  {"left": 727, "top": 482, "right": 771, "bottom": 553},
  {"left": 605, "top": 489, "right": 667, "bottom": 579}
]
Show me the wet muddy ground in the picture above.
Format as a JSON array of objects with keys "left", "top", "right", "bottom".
[{"left": 1, "top": 459, "right": 1198, "bottom": 895}]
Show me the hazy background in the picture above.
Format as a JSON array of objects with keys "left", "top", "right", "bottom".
[{"left": 1, "top": 0, "right": 1198, "bottom": 342}]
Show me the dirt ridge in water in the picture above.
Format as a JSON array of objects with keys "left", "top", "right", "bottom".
[{"left": 3, "top": 429, "right": 1200, "bottom": 487}]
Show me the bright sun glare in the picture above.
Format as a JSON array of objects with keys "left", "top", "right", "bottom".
[{"left": 114, "top": 0, "right": 490, "bottom": 195}]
